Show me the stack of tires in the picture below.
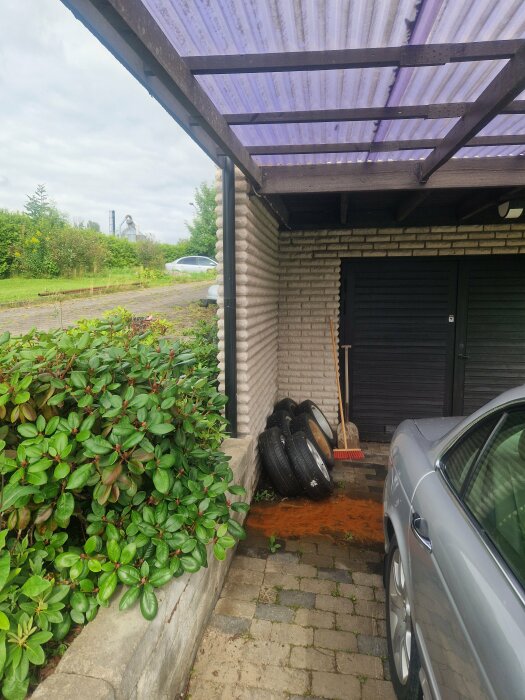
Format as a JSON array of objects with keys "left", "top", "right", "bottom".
[{"left": 258, "top": 398, "right": 336, "bottom": 500}]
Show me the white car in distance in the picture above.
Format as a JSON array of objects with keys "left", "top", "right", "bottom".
[{"left": 165, "top": 256, "right": 217, "bottom": 273}]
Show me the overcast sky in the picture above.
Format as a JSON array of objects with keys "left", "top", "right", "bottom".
[{"left": 0, "top": 0, "right": 215, "bottom": 242}]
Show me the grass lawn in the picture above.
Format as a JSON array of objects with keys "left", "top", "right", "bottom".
[{"left": 0, "top": 269, "right": 215, "bottom": 305}]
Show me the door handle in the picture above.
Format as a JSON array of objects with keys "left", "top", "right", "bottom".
[{"left": 411, "top": 513, "right": 432, "bottom": 552}]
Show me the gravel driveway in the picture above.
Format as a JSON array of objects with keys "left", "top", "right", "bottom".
[{"left": 0, "top": 280, "right": 210, "bottom": 335}]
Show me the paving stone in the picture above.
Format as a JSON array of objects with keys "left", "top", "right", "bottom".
[
  {"left": 374, "top": 587, "right": 386, "bottom": 602},
  {"left": 191, "top": 658, "right": 240, "bottom": 684},
  {"left": 357, "top": 634, "right": 388, "bottom": 657},
  {"left": 266, "top": 561, "right": 317, "bottom": 578},
  {"left": 290, "top": 646, "right": 335, "bottom": 672},
  {"left": 270, "top": 622, "right": 313, "bottom": 646},
  {"left": 228, "top": 686, "right": 289, "bottom": 700},
  {"left": 294, "top": 608, "right": 335, "bottom": 629},
  {"left": 311, "top": 671, "right": 361, "bottom": 699},
  {"left": 210, "top": 615, "right": 251, "bottom": 635},
  {"left": 239, "top": 662, "right": 310, "bottom": 695},
  {"left": 300, "top": 577, "right": 336, "bottom": 595},
  {"left": 336, "top": 613, "right": 375, "bottom": 635},
  {"left": 361, "top": 678, "right": 397, "bottom": 699},
  {"left": 317, "top": 544, "right": 351, "bottom": 559},
  {"left": 284, "top": 540, "right": 317, "bottom": 554},
  {"left": 315, "top": 594, "right": 354, "bottom": 615},
  {"left": 231, "top": 555, "right": 267, "bottom": 572},
  {"left": 375, "top": 619, "right": 387, "bottom": 638},
  {"left": 215, "top": 598, "right": 256, "bottom": 619},
  {"left": 187, "top": 679, "right": 226, "bottom": 699},
  {"left": 263, "top": 573, "right": 301, "bottom": 590},
  {"left": 258, "top": 585, "right": 278, "bottom": 604},
  {"left": 221, "top": 582, "right": 261, "bottom": 602},
  {"left": 352, "top": 571, "right": 384, "bottom": 587},
  {"left": 336, "top": 651, "right": 384, "bottom": 678},
  {"left": 250, "top": 618, "right": 273, "bottom": 641},
  {"left": 314, "top": 628, "right": 358, "bottom": 652},
  {"left": 243, "top": 640, "right": 291, "bottom": 666},
  {"left": 193, "top": 628, "right": 246, "bottom": 667},
  {"left": 317, "top": 568, "right": 353, "bottom": 583},
  {"left": 255, "top": 603, "right": 294, "bottom": 623},
  {"left": 278, "top": 589, "right": 316, "bottom": 609},
  {"left": 236, "top": 545, "right": 269, "bottom": 560},
  {"left": 228, "top": 568, "right": 265, "bottom": 587},
  {"left": 300, "top": 553, "right": 334, "bottom": 568},
  {"left": 339, "top": 583, "right": 374, "bottom": 601},
  {"left": 354, "top": 600, "right": 386, "bottom": 619},
  {"left": 266, "top": 552, "right": 300, "bottom": 568}
]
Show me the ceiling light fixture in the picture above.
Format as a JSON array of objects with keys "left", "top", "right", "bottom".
[{"left": 498, "top": 200, "right": 525, "bottom": 219}]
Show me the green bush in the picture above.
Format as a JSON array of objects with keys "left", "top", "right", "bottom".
[
  {"left": 47, "top": 227, "right": 107, "bottom": 276},
  {"left": 103, "top": 236, "right": 138, "bottom": 269},
  {"left": 158, "top": 240, "right": 190, "bottom": 263},
  {"left": 0, "top": 312, "right": 245, "bottom": 699},
  {"left": 0, "top": 211, "right": 33, "bottom": 279},
  {"left": 136, "top": 239, "right": 165, "bottom": 270}
]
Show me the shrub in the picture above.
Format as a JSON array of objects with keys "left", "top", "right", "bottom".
[
  {"left": 47, "top": 227, "right": 107, "bottom": 276},
  {"left": 0, "top": 313, "right": 245, "bottom": 699},
  {"left": 158, "top": 240, "right": 190, "bottom": 263},
  {"left": 101, "top": 236, "right": 138, "bottom": 269},
  {"left": 136, "top": 239, "right": 165, "bottom": 270},
  {"left": 0, "top": 211, "right": 33, "bottom": 279}
]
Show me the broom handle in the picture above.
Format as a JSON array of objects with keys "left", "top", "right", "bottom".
[{"left": 329, "top": 318, "right": 348, "bottom": 450}]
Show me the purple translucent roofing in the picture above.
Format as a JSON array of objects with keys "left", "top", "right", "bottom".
[{"left": 141, "top": 0, "right": 525, "bottom": 167}]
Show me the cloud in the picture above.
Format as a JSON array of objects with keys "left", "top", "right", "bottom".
[{"left": 0, "top": 0, "right": 215, "bottom": 242}]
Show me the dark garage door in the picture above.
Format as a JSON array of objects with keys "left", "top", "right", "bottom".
[{"left": 341, "top": 256, "right": 525, "bottom": 442}]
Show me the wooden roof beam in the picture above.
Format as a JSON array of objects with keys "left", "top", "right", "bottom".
[
  {"left": 261, "top": 157, "right": 525, "bottom": 194},
  {"left": 186, "top": 40, "right": 523, "bottom": 74},
  {"left": 224, "top": 101, "right": 525, "bottom": 125},
  {"left": 248, "top": 134, "right": 525, "bottom": 156},
  {"left": 419, "top": 44, "right": 525, "bottom": 182}
]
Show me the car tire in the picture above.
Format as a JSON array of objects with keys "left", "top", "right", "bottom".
[
  {"left": 290, "top": 413, "right": 335, "bottom": 469},
  {"left": 285, "top": 432, "right": 333, "bottom": 500},
  {"left": 296, "top": 400, "right": 337, "bottom": 448},
  {"left": 258, "top": 427, "right": 302, "bottom": 497},
  {"left": 385, "top": 536, "right": 423, "bottom": 700},
  {"left": 266, "top": 410, "right": 294, "bottom": 435},
  {"left": 274, "top": 398, "right": 298, "bottom": 415}
]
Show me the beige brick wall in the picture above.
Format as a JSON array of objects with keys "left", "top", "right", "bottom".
[
  {"left": 216, "top": 170, "right": 280, "bottom": 438},
  {"left": 278, "top": 224, "right": 525, "bottom": 426}
]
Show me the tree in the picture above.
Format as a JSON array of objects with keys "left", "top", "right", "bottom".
[
  {"left": 186, "top": 182, "right": 218, "bottom": 258},
  {"left": 24, "top": 184, "right": 51, "bottom": 219},
  {"left": 86, "top": 220, "right": 101, "bottom": 231}
]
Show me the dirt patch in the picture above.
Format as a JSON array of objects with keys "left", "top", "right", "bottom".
[{"left": 246, "top": 493, "right": 383, "bottom": 545}]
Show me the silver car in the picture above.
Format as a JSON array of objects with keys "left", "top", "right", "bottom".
[
  {"left": 383, "top": 386, "right": 525, "bottom": 700},
  {"left": 165, "top": 255, "right": 217, "bottom": 273}
]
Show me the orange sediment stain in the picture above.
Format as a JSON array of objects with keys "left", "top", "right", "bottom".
[{"left": 246, "top": 494, "right": 384, "bottom": 544}]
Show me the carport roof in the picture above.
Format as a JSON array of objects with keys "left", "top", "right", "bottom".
[{"left": 63, "top": 0, "right": 525, "bottom": 207}]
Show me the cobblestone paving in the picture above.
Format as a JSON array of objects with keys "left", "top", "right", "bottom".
[
  {"left": 0, "top": 281, "right": 210, "bottom": 335},
  {"left": 186, "top": 450, "right": 395, "bottom": 700}
]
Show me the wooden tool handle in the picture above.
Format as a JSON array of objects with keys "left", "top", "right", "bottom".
[{"left": 329, "top": 318, "right": 348, "bottom": 450}]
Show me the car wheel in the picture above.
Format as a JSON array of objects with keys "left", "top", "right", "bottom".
[
  {"left": 258, "top": 427, "right": 302, "bottom": 497},
  {"left": 266, "top": 410, "right": 293, "bottom": 435},
  {"left": 285, "top": 432, "right": 333, "bottom": 500},
  {"left": 296, "top": 400, "right": 337, "bottom": 447},
  {"left": 290, "top": 413, "right": 335, "bottom": 469},
  {"left": 386, "top": 536, "right": 423, "bottom": 700}
]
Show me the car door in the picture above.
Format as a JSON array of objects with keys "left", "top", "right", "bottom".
[
  {"left": 409, "top": 410, "right": 525, "bottom": 700},
  {"left": 178, "top": 256, "right": 196, "bottom": 272}
]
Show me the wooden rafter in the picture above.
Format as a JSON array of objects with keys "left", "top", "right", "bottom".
[
  {"left": 248, "top": 134, "right": 525, "bottom": 156},
  {"left": 185, "top": 40, "right": 523, "bottom": 74},
  {"left": 225, "top": 101, "right": 525, "bottom": 125},
  {"left": 419, "top": 44, "right": 525, "bottom": 182},
  {"left": 261, "top": 157, "right": 525, "bottom": 194}
]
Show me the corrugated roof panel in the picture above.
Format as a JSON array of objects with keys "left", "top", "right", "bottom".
[{"left": 141, "top": 0, "right": 525, "bottom": 167}]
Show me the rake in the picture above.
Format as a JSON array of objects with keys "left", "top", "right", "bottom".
[{"left": 329, "top": 318, "right": 365, "bottom": 461}]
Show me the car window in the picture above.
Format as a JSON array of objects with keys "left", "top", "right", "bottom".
[
  {"left": 183, "top": 257, "right": 197, "bottom": 265},
  {"left": 463, "top": 409, "right": 525, "bottom": 588},
  {"left": 441, "top": 416, "right": 499, "bottom": 493},
  {"left": 196, "top": 257, "right": 209, "bottom": 265}
]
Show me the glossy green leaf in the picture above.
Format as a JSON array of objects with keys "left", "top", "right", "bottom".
[
  {"left": 117, "top": 565, "right": 140, "bottom": 586},
  {"left": 66, "top": 464, "right": 93, "bottom": 490},
  {"left": 20, "top": 575, "right": 51, "bottom": 599},
  {"left": 152, "top": 468, "right": 169, "bottom": 494},
  {"left": 119, "top": 585, "right": 140, "bottom": 611},
  {"left": 98, "top": 571, "right": 117, "bottom": 602},
  {"left": 140, "top": 584, "right": 158, "bottom": 620}
]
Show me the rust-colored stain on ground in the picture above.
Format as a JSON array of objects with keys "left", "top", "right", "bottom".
[{"left": 246, "top": 494, "right": 383, "bottom": 544}]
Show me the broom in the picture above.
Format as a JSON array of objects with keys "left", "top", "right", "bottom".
[{"left": 329, "top": 318, "right": 365, "bottom": 461}]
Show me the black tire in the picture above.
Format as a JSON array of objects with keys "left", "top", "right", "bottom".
[
  {"left": 258, "top": 427, "right": 302, "bottom": 497},
  {"left": 296, "top": 400, "right": 337, "bottom": 448},
  {"left": 290, "top": 413, "right": 335, "bottom": 469},
  {"left": 266, "top": 410, "right": 293, "bottom": 435},
  {"left": 385, "top": 536, "right": 423, "bottom": 700},
  {"left": 285, "top": 432, "right": 333, "bottom": 500},
  {"left": 274, "top": 398, "right": 298, "bottom": 415}
]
